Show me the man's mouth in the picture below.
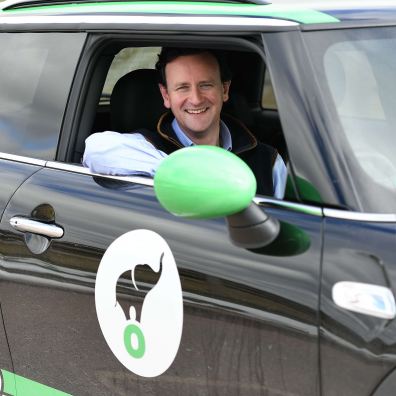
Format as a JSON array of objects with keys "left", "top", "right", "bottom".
[{"left": 185, "top": 107, "right": 208, "bottom": 114}]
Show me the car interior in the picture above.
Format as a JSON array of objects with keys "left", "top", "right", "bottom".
[{"left": 70, "top": 41, "right": 292, "bottom": 198}]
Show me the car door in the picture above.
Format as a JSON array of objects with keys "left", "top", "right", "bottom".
[
  {"left": 320, "top": 215, "right": 396, "bottom": 396},
  {"left": 0, "top": 30, "right": 86, "bottom": 394},
  {"left": 0, "top": 160, "right": 323, "bottom": 396},
  {"left": 0, "top": 16, "right": 323, "bottom": 396},
  {"left": 264, "top": 26, "right": 396, "bottom": 396},
  {"left": 299, "top": 26, "right": 396, "bottom": 396},
  {"left": 0, "top": 157, "right": 34, "bottom": 394}
]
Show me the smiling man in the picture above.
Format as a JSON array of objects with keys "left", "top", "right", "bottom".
[
  {"left": 84, "top": 47, "right": 287, "bottom": 198},
  {"left": 158, "top": 50, "right": 230, "bottom": 147}
]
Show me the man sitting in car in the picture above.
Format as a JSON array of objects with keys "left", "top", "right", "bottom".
[{"left": 83, "top": 47, "right": 287, "bottom": 198}]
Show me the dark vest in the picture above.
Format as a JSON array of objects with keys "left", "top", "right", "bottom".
[{"left": 139, "top": 112, "right": 277, "bottom": 196}]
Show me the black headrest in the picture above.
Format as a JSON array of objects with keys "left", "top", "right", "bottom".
[{"left": 110, "top": 69, "right": 166, "bottom": 133}]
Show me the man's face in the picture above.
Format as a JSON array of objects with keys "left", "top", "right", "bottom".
[{"left": 159, "top": 52, "right": 230, "bottom": 142}]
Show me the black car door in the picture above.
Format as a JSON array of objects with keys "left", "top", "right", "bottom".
[
  {"left": 0, "top": 157, "right": 39, "bottom": 394},
  {"left": 0, "top": 29, "right": 87, "bottom": 394},
  {"left": 0, "top": 162, "right": 322, "bottom": 396}
]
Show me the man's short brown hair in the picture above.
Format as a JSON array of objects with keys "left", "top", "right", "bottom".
[{"left": 155, "top": 47, "right": 232, "bottom": 86}]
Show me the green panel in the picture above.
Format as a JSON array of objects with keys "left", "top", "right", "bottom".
[
  {"left": 2, "top": 370, "right": 16, "bottom": 395},
  {"left": 2, "top": 1, "right": 339, "bottom": 24},
  {"left": 1, "top": 370, "right": 71, "bottom": 396},
  {"left": 154, "top": 145, "right": 256, "bottom": 219}
]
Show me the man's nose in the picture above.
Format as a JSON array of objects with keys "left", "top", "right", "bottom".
[{"left": 189, "top": 86, "right": 204, "bottom": 104}]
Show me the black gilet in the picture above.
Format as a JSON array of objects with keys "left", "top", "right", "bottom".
[{"left": 139, "top": 112, "right": 277, "bottom": 196}]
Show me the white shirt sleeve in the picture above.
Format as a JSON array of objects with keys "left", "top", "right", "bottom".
[
  {"left": 84, "top": 131, "right": 288, "bottom": 199},
  {"left": 83, "top": 131, "right": 168, "bottom": 176},
  {"left": 272, "top": 154, "right": 288, "bottom": 199}
]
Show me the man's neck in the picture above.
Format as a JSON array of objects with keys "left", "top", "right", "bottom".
[
  {"left": 188, "top": 131, "right": 220, "bottom": 146},
  {"left": 172, "top": 118, "right": 229, "bottom": 148}
]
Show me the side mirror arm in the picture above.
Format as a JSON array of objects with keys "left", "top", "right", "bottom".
[{"left": 226, "top": 202, "right": 280, "bottom": 249}]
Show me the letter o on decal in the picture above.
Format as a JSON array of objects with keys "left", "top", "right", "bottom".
[{"left": 124, "top": 324, "right": 146, "bottom": 359}]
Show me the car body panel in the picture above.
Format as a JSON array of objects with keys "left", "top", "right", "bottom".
[
  {"left": 0, "top": 158, "right": 46, "bottom": 392},
  {"left": 321, "top": 218, "right": 396, "bottom": 395},
  {"left": 0, "top": 166, "right": 322, "bottom": 395},
  {"left": 0, "top": 159, "right": 43, "bottom": 217},
  {"left": 0, "top": 316, "right": 14, "bottom": 387}
]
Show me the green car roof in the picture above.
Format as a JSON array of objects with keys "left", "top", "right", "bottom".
[{"left": 1, "top": 1, "right": 340, "bottom": 24}]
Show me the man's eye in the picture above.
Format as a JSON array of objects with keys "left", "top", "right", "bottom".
[
  {"left": 176, "top": 86, "right": 189, "bottom": 92},
  {"left": 201, "top": 83, "right": 213, "bottom": 89}
]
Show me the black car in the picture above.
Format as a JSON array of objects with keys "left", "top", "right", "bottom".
[{"left": 0, "top": 0, "right": 395, "bottom": 395}]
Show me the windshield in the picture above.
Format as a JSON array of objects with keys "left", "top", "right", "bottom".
[{"left": 304, "top": 27, "right": 396, "bottom": 214}]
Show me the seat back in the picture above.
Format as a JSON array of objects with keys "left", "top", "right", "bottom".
[{"left": 110, "top": 68, "right": 166, "bottom": 132}]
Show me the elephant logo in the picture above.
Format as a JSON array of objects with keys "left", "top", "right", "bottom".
[{"left": 95, "top": 230, "right": 183, "bottom": 377}]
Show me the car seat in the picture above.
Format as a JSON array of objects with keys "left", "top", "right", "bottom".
[{"left": 110, "top": 68, "right": 166, "bottom": 133}]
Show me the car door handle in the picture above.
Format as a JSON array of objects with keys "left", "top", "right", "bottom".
[
  {"left": 332, "top": 281, "right": 396, "bottom": 320},
  {"left": 9, "top": 216, "right": 64, "bottom": 239}
]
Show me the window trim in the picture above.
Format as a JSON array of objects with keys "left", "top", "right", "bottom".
[
  {"left": 60, "top": 32, "right": 269, "bottom": 164},
  {"left": 46, "top": 160, "right": 155, "bottom": 187},
  {"left": 2, "top": 153, "right": 394, "bottom": 221},
  {"left": 0, "top": 152, "right": 46, "bottom": 167}
]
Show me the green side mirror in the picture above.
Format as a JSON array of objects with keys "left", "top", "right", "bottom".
[{"left": 154, "top": 146, "right": 256, "bottom": 219}]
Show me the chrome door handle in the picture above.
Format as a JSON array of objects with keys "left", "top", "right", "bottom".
[
  {"left": 10, "top": 216, "right": 64, "bottom": 239},
  {"left": 332, "top": 281, "right": 396, "bottom": 320}
]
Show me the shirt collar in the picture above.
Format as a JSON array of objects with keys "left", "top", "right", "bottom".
[{"left": 172, "top": 118, "right": 232, "bottom": 151}]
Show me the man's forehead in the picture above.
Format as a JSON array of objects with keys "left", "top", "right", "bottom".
[
  {"left": 165, "top": 52, "right": 221, "bottom": 78},
  {"left": 172, "top": 77, "right": 217, "bottom": 87}
]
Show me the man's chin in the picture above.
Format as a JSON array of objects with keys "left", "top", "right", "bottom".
[{"left": 183, "top": 126, "right": 210, "bottom": 137}]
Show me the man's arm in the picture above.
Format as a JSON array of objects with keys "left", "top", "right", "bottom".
[
  {"left": 83, "top": 131, "right": 167, "bottom": 176},
  {"left": 272, "top": 154, "right": 287, "bottom": 199}
]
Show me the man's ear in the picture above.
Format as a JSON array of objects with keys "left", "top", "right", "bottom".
[
  {"left": 159, "top": 84, "right": 171, "bottom": 109},
  {"left": 222, "top": 80, "right": 231, "bottom": 102}
]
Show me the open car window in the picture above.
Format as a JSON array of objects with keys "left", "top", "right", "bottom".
[{"left": 73, "top": 42, "right": 292, "bottom": 201}]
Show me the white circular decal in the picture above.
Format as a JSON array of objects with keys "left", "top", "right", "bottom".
[{"left": 95, "top": 229, "right": 183, "bottom": 377}]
